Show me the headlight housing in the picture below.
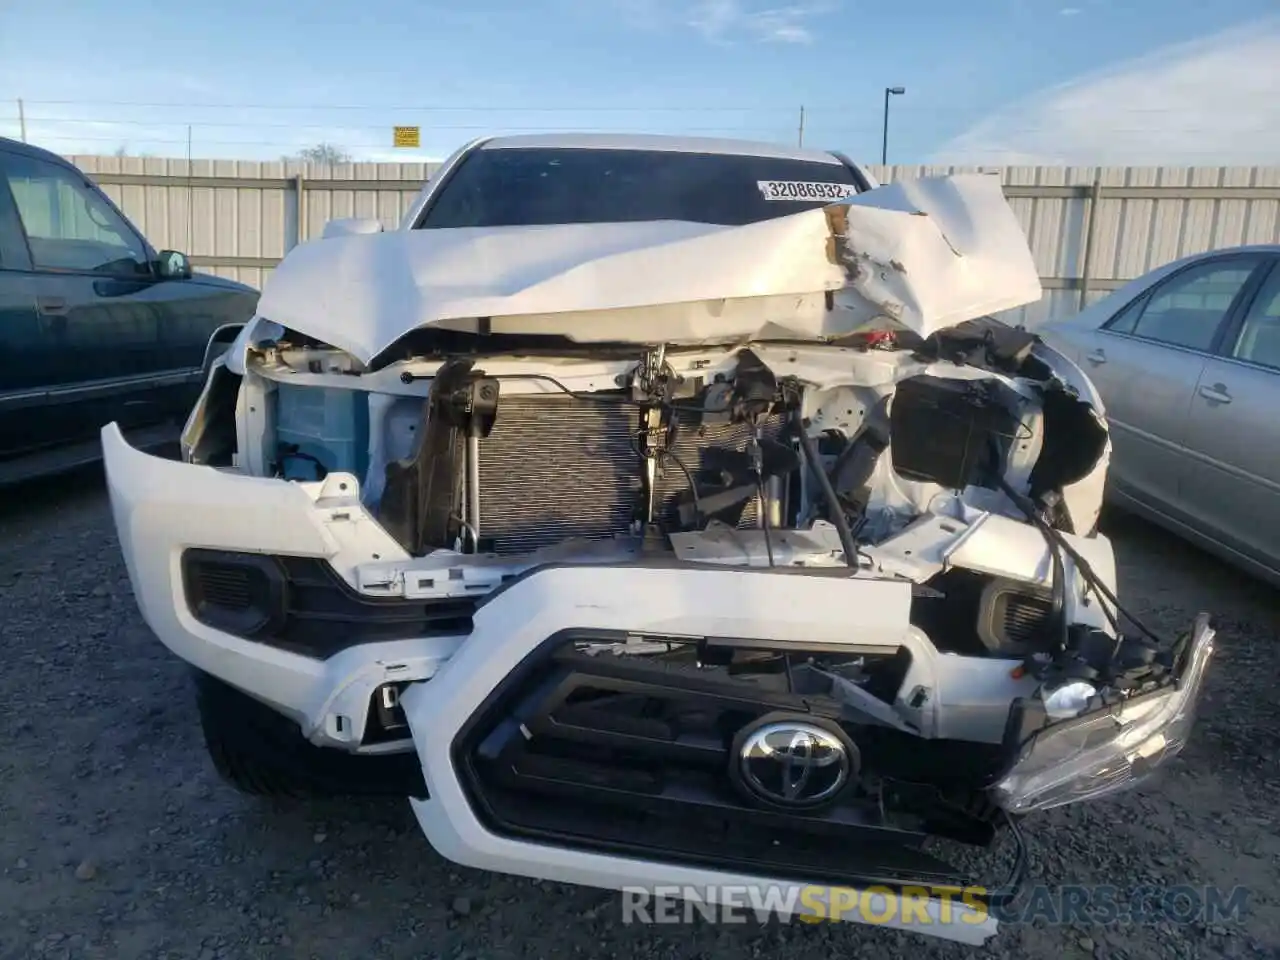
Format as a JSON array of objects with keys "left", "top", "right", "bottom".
[{"left": 990, "top": 614, "right": 1214, "bottom": 814}]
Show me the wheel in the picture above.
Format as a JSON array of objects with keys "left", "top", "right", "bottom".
[{"left": 193, "top": 669, "right": 427, "bottom": 800}]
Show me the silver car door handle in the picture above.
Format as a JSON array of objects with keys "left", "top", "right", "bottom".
[
  {"left": 1085, "top": 348, "right": 1106, "bottom": 364},
  {"left": 1198, "top": 383, "right": 1232, "bottom": 404}
]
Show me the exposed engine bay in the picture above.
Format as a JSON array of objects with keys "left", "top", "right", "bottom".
[
  {"left": 184, "top": 315, "right": 1200, "bottom": 775},
  {"left": 210, "top": 319, "right": 1111, "bottom": 555}
]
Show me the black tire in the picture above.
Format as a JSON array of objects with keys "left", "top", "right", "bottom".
[{"left": 193, "top": 669, "right": 427, "bottom": 800}]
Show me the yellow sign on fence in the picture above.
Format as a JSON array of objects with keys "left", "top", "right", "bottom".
[{"left": 393, "top": 126, "right": 420, "bottom": 148}]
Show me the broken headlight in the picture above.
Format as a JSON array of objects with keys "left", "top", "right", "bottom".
[{"left": 990, "top": 614, "right": 1214, "bottom": 814}]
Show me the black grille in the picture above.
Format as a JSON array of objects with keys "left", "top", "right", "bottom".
[
  {"left": 477, "top": 397, "right": 785, "bottom": 555},
  {"left": 453, "top": 629, "right": 1000, "bottom": 890},
  {"left": 194, "top": 565, "right": 253, "bottom": 610},
  {"left": 182, "top": 549, "right": 476, "bottom": 659},
  {"left": 183, "top": 552, "right": 283, "bottom": 638}
]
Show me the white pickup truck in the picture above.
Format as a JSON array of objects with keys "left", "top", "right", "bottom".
[{"left": 103, "top": 133, "right": 1214, "bottom": 945}]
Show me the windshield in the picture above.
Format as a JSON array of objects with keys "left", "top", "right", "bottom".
[{"left": 415, "top": 147, "right": 860, "bottom": 229}]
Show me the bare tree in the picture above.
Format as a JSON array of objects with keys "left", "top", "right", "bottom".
[{"left": 289, "top": 143, "right": 353, "bottom": 165}]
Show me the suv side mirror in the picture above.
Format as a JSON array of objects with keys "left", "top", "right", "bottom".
[{"left": 156, "top": 250, "right": 193, "bottom": 280}]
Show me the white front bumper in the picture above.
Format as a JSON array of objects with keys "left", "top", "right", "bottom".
[
  {"left": 102, "top": 422, "right": 463, "bottom": 748},
  {"left": 102, "top": 422, "right": 1000, "bottom": 944},
  {"left": 395, "top": 567, "right": 999, "bottom": 945}
]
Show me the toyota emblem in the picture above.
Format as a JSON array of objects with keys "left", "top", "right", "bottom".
[{"left": 733, "top": 718, "right": 853, "bottom": 809}]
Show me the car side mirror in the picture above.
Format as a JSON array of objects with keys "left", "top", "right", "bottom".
[
  {"left": 321, "top": 217, "right": 385, "bottom": 240},
  {"left": 156, "top": 250, "right": 193, "bottom": 280}
]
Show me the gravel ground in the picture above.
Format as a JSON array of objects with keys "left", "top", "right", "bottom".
[{"left": 1, "top": 466, "right": 1278, "bottom": 960}]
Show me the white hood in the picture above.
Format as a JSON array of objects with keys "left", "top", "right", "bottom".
[{"left": 255, "top": 173, "right": 1042, "bottom": 364}]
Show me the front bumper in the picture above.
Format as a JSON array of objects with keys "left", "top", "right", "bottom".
[
  {"left": 102, "top": 421, "right": 464, "bottom": 749},
  {"left": 397, "top": 603, "right": 1211, "bottom": 946},
  {"left": 103, "top": 422, "right": 1213, "bottom": 945},
  {"left": 103, "top": 422, "right": 1004, "bottom": 942}
]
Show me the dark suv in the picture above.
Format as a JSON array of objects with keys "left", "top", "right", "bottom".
[{"left": 0, "top": 137, "right": 258, "bottom": 484}]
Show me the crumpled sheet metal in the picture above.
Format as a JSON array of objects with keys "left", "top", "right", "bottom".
[{"left": 247, "top": 172, "right": 1043, "bottom": 364}]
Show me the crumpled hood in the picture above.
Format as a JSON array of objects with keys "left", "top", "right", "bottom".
[{"left": 254, "top": 173, "right": 1042, "bottom": 364}]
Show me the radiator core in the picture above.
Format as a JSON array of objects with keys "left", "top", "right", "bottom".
[{"left": 476, "top": 395, "right": 782, "bottom": 555}]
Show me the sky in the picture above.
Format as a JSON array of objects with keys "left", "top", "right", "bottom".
[{"left": 0, "top": 0, "right": 1277, "bottom": 166}]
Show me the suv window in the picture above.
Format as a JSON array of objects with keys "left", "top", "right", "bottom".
[
  {"left": 0, "top": 162, "right": 31, "bottom": 269},
  {"left": 1230, "top": 265, "right": 1280, "bottom": 371},
  {"left": 417, "top": 148, "right": 859, "bottom": 229},
  {"left": 1107, "top": 259, "right": 1262, "bottom": 352},
  {"left": 2, "top": 153, "right": 150, "bottom": 276}
]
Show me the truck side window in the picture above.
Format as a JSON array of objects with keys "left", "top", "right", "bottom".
[
  {"left": 1, "top": 154, "right": 150, "bottom": 277},
  {"left": 0, "top": 158, "right": 33, "bottom": 270}
]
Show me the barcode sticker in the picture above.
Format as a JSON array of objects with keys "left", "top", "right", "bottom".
[{"left": 757, "top": 180, "right": 857, "bottom": 202}]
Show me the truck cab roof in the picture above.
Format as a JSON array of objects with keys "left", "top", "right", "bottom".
[{"left": 474, "top": 132, "right": 851, "bottom": 165}]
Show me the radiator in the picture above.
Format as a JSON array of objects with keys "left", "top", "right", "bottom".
[{"left": 476, "top": 396, "right": 782, "bottom": 555}]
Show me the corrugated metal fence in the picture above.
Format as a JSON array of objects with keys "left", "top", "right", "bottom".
[{"left": 69, "top": 155, "right": 1280, "bottom": 327}]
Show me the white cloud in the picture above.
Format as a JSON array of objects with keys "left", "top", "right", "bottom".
[
  {"left": 932, "top": 17, "right": 1280, "bottom": 166},
  {"left": 1059, "top": 7, "right": 1081, "bottom": 16},
  {"left": 611, "top": 0, "right": 831, "bottom": 43},
  {"left": 741, "top": 5, "right": 824, "bottom": 42},
  {"left": 588, "top": 0, "right": 660, "bottom": 29},
  {"left": 686, "top": 0, "right": 734, "bottom": 38}
]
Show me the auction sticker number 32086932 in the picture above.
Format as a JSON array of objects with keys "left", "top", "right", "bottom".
[{"left": 757, "top": 180, "right": 857, "bottom": 201}]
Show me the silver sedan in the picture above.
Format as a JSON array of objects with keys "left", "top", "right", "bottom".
[{"left": 1042, "top": 244, "right": 1280, "bottom": 587}]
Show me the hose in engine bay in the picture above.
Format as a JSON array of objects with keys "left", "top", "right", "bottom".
[{"left": 792, "top": 407, "right": 861, "bottom": 570}]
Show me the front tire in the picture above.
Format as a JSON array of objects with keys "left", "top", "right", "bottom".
[{"left": 193, "top": 670, "right": 427, "bottom": 800}]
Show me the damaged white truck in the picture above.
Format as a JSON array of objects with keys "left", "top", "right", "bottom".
[{"left": 103, "top": 135, "right": 1214, "bottom": 945}]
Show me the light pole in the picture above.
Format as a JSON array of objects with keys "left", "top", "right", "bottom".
[{"left": 881, "top": 86, "right": 905, "bottom": 166}]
